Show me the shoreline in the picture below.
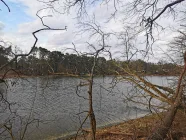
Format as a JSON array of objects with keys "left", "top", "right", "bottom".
[
  {"left": 60, "top": 110, "right": 186, "bottom": 140},
  {"left": 0, "top": 73, "right": 179, "bottom": 80},
  {"left": 48, "top": 112, "right": 150, "bottom": 140}
]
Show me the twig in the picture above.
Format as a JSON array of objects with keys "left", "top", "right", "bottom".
[{"left": 0, "top": 0, "right": 10, "bottom": 12}]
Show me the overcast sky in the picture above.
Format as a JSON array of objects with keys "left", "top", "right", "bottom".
[{"left": 0, "top": 0, "right": 184, "bottom": 62}]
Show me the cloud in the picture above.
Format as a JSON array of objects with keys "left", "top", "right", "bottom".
[
  {"left": 1, "top": 0, "right": 184, "bottom": 62},
  {"left": 2, "top": 0, "right": 122, "bottom": 52},
  {"left": 0, "top": 21, "right": 5, "bottom": 31}
]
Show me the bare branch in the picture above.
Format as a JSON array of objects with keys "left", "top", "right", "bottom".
[
  {"left": 0, "top": 0, "right": 10, "bottom": 12},
  {"left": 0, "top": 13, "right": 67, "bottom": 71},
  {"left": 152, "top": 0, "right": 185, "bottom": 23}
]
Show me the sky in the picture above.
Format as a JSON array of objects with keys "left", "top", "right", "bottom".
[{"left": 0, "top": 0, "right": 184, "bottom": 62}]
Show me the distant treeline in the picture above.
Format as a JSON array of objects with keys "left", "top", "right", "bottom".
[{"left": 0, "top": 46, "right": 181, "bottom": 76}]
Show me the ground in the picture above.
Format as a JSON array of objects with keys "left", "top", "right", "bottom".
[{"left": 67, "top": 110, "right": 186, "bottom": 140}]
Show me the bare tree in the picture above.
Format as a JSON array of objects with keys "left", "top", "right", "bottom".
[
  {"left": 0, "top": 3, "right": 67, "bottom": 140},
  {"left": 75, "top": 17, "right": 186, "bottom": 140},
  {"left": 72, "top": 19, "right": 112, "bottom": 140},
  {"left": 28, "top": 0, "right": 186, "bottom": 139}
]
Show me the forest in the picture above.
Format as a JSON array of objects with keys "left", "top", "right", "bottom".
[{"left": 0, "top": 46, "right": 181, "bottom": 76}]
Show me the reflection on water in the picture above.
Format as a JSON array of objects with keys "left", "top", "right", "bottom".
[{"left": 0, "top": 76, "right": 172, "bottom": 140}]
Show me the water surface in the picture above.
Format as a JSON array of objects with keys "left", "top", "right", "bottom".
[{"left": 0, "top": 76, "right": 173, "bottom": 140}]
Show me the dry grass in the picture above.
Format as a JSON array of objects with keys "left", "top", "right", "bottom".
[{"left": 68, "top": 110, "right": 186, "bottom": 140}]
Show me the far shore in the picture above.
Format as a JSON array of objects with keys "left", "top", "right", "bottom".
[{"left": 0, "top": 73, "right": 180, "bottom": 80}]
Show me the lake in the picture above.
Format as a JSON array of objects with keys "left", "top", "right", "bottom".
[{"left": 0, "top": 76, "right": 174, "bottom": 140}]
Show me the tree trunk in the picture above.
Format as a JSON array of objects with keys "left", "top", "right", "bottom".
[
  {"left": 147, "top": 103, "right": 179, "bottom": 140},
  {"left": 88, "top": 80, "right": 96, "bottom": 140},
  {"left": 147, "top": 52, "right": 186, "bottom": 140}
]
